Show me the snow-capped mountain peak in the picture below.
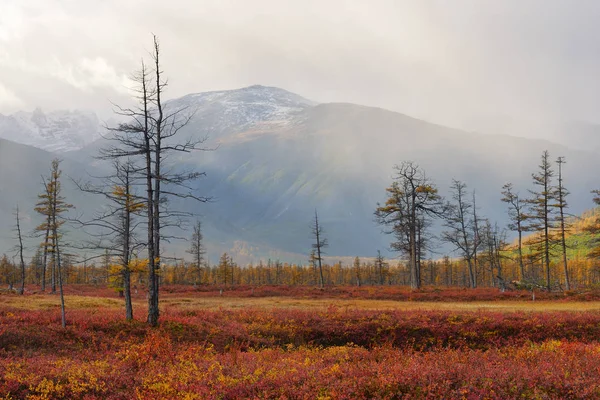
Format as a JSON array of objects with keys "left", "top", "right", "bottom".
[
  {"left": 0, "top": 86, "right": 318, "bottom": 153},
  {"left": 0, "top": 108, "right": 101, "bottom": 153},
  {"left": 170, "top": 85, "right": 317, "bottom": 134}
]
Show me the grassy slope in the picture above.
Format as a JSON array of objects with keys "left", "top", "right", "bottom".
[{"left": 507, "top": 208, "right": 600, "bottom": 261}]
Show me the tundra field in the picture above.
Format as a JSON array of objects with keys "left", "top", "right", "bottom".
[{"left": 2, "top": 286, "right": 600, "bottom": 399}]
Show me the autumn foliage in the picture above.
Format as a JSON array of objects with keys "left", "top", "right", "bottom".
[{"left": 2, "top": 287, "right": 600, "bottom": 399}]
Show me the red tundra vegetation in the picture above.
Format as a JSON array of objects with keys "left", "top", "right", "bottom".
[{"left": 1, "top": 286, "right": 600, "bottom": 399}]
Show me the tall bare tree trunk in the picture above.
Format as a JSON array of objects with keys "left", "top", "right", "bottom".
[
  {"left": 55, "top": 237, "right": 66, "bottom": 328},
  {"left": 556, "top": 157, "right": 570, "bottom": 291},
  {"left": 312, "top": 211, "right": 327, "bottom": 289},
  {"left": 143, "top": 70, "right": 157, "bottom": 326},
  {"left": 148, "top": 35, "right": 165, "bottom": 327},
  {"left": 15, "top": 206, "right": 26, "bottom": 295},
  {"left": 41, "top": 221, "right": 50, "bottom": 291},
  {"left": 51, "top": 178, "right": 66, "bottom": 328},
  {"left": 123, "top": 169, "right": 133, "bottom": 321},
  {"left": 472, "top": 192, "right": 480, "bottom": 287}
]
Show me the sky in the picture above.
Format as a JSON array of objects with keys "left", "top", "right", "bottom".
[{"left": 2, "top": 0, "right": 600, "bottom": 133}]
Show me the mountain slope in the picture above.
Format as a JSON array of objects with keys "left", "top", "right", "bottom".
[
  {"left": 2, "top": 85, "right": 600, "bottom": 264},
  {"left": 0, "top": 139, "right": 103, "bottom": 251},
  {"left": 189, "top": 103, "right": 600, "bottom": 260}
]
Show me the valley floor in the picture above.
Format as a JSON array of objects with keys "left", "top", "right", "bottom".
[{"left": 1, "top": 286, "right": 600, "bottom": 399}]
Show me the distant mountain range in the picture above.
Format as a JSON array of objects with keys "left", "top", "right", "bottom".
[
  {"left": 1, "top": 85, "right": 600, "bottom": 264},
  {"left": 0, "top": 108, "right": 101, "bottom": 153}
]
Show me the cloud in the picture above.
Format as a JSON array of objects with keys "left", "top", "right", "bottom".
[
  {"left": 44, "top": 57, "right": 132, "bottom": 94},
  {"left": 0, "top": 82, "right": 24, "bottom": 111}
]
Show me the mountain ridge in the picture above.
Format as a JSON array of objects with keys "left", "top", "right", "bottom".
[{"left": 2, "top": 85, "right": 600, "bottom": 264}]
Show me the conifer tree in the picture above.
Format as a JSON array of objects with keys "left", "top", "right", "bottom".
[
  {"left": 375, "top": 162, "right": 443, "bottom": 289},
  {"left": 187, "top": 221, "right": 205, "bottom": 285},
  {"left": 527, "top": 150, "right": 556, "bottom": 291},
  {"left": 35, "top": 159, "right": 72, "bottom": 327},
  {"left": 555, "top": 156, "right": 571, "bottom": 290},
  {"left": 375, "top": 250, "right": 387, "bottom": 285},
  {"left": 353, "top": 256, "right": 362, "bottom": 287},
  {"left": 311, "top": 210, "right": 328, "bottom": 289},
  {"left": 0, "top": 254, "right": 12, "bottom": 288},
  {"left": 35, "top": 177, "right": 53, "bottom": 292},
  {"left": 501, "top": 183, "right": 528, "bottom": 280}
]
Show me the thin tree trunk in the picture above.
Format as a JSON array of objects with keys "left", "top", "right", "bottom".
[
  {"left": 124, "top": 268, "right": 133, "bottom": 320},
  {"left": 123, "top": 174, "right": 133, "bottom": 321},
  {"left": 55, "top": 236, "right": 66, "bottom": 328},
  {"left": 149, "top": 36, "right": 164, "bottom": 327},
  {"left": 139, "top": 60, "right": 157, "bottom": 327},
  {"left": 517, "top": 229, "right": 525, "bottom": 280},
  {"left": 472, "top": 193, "right": 479, "bottom": 287},
  {"left": 560, "top": 226, "right": 569, "bottom": 290},
  {"left": 314, "top": 213, "right": 325, "bottom": 289},
  {"left": 544, "top": 182, "right": 551, "bottom": 291},
  {"left": 457, "top": 189, "right": 476, "bottom": 288},
  {"left": 557, "top": 158, "right": 570, "bottom": 291},
  {"left": 16, "top": 207, "right": 26, "bottom": 295},
  {"left": 51, "top": 192, "right": 66, "bottom": 327},
  {"left": 51, "top": 239, "right": 56, "bottom": 293},
  {"left": 41, "top": 222, "right": 50, "bottom": 291},
  {"left": 409, "top": 195, "right": 419, "bottom": 289}
]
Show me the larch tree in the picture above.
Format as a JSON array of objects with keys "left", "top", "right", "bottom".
[
  {"left": 353, "top": 256, "right": 362, "bottom": 287},
  {"left": 35, "top": 176, "right": 53, "bottom": 292},
  {"left": 374, "top": 162, "right": 443, "bottom": 289},
  {"left": 218, "top": 253, "right": 230, "bottom": 285},
  {"left": 501, "top": 182, "right": 528, "bottom": 280},
  {"left": 375, "top": 250, "right": 387, "bottom": 285},
  {"left": 527, "top": 150, "right": 556, "bottom": 291},
  {"left": 72, "top": 160, "right": 144, "bottom": 320},
  {"left": 442, "top": 180, "right": 479, "bottom": 288},
  {"left": 555, "top": 156, "right": 571, "bottom": 291},
  {"left": 311, "top": 210, "right": 328, "bottom": 289},
  {"left": 35, "top": 159, "right": 72, "bottom": 327},
  {"left": 0, "top": 255, "right": 12, "bottom": 288},
  {"left": 587, "top": 190, "right": 600, "bottom": 267},
  {"left": 309, "top": 249, "right": 318, "bottom": 286},
  {"left": 186, "top": 220, "right": 205, "bottom": 285}
]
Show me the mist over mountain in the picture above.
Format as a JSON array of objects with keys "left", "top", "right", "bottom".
[
  {"left": 462, "top": 117, "right": 600, "bottom": 155},
  {"left": 1, "top": 85, "right": 599, "bottom": 264}
]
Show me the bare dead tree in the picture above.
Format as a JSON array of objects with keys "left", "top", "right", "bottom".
[
  {"left": 375, "top": 162, "right": 444, "bottom": 289},
  {"left": 555, "top": 156, "right": 571, "bottom": 290},
  {"left": 311, "top": 210, "right": 328, "bottom": 289},
  {"left": 71, "top": 160, "right": 145, "bottom": 320},
  {"left": 100, "top": 35, "right": 211, "bottom": 326},
  {"left": 472, "top": 191, "right": 482, "bottom": 286},
  {"left": 442, "top": 180, "right": 478, "bottom": 288},
  {"left": 14, "top": 206, "right": 26, "bottom": 295}
]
